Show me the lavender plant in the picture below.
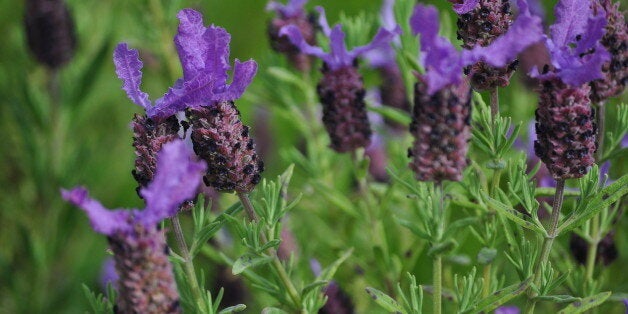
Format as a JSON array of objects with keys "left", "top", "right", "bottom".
[{"left": 1, "top": 0, "right": 627, "bottom": 313}]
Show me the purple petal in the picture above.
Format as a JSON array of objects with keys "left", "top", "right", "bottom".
[
  {"left": 61, "top": 187, "right": 133, "bottom": 236},
  {"left": 100, "top": 258, "right": 119, "bottom": 291},
  {"left": 150, "top": 76, "right": 216, "bottom": 118},
  {"left": 549, "top": 0, "right": 591, "bottom": 47},
  {"left": 462, "top": 0, "right": 544, "bottom": 67},
  {"left": 315, "top": 6, "right": 332, "bottom": 36},
  {"left": 203, "top": 25, "right": 232, "bottom": 90},
  {"left": 113, "top": 43, "right": 151, "bottom": 110},
  {"left": 218, "top": 59, "right": 258, "bottom": 102},
  {"left": 495, "top": 306, "right": 520, "bottom": 314},
  {"left": 381, "top": 0, "right": 396, "bottom": 30},
  {"left": 280, "top": 24, "right": 328, "bottom": 59},
  {"left": 327, "top": 25, "right": 352, "bottom": 68},
  {"left": 349, "top": 26, "right": 402, "bottom": 62},
  {"left": 452, "top": 0, "right": 480, "bottom": 14},
  {"left": 411, "top": 4, "right": 464, "bottom": 94},
  {"left": 138, "top": 140, "right": 206, "bottom": 227},
  {"left": 554, "top": 46, "right": 610, "bottom": 86},
  {"left": 174, "top": 9, "right": 208, "bottom": 80}
]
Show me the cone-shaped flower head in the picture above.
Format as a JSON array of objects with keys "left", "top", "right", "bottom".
[
  {"left": 24, "top": 0, "right": 76, "bottom": 69},
  {"left": 411, "top": 1, "right": 543, "bottom": 95},
  {"left": 113, "top": 9, "right": 257, "bottom": 121},
  {"left": 62, "top": 140, "right": 206, "bottom": 313},
  {"left": 267, "top": 0, "right": 316, "bottom": 71},
  {"left": 589, "top": 0, "right": 627, "bottom": 103},
  {"left": 281, "top": 6, "right": 400, "bottom": 152},
  {"left": 530, "top": 0, "right": 610, "bottom": 180}
]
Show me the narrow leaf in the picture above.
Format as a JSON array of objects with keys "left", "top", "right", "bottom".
[
  {"left": 366, "top": 287, "right": 407, "bottom": 313},
  {"left": 557, "top": 291, "right": 611, "bottom": 314},
  {"left": 232, "top": 254, "right": 272, "bottom": 275}
]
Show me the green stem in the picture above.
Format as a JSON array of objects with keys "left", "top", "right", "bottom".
[
  {"left": 490, "top": 87, "right": 499, "bottom": 118},
  {"left": 170, "top": 215, "right": 203, "bottom": 306},
  {"left": 524, "top": 180, "right": 566, "bottom": 314},
  {"left": 585, "top": 215, "right": 600, "bottom": 281},
  {"left": 482, "top": 263, "right": 492, "bottom": 298},
  {"left": 237, "top": 193, "right": 302, "bottom": 310},
  {"left": 433, "top": 255, "right": 442, "bottom": 314}
]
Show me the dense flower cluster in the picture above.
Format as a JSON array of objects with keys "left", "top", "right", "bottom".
[
  {"left": 24, "top": 0, "right": 76, "bottom": 68},
  {"left": 267, "top": 0, "right": 316, "bottom": 71}
]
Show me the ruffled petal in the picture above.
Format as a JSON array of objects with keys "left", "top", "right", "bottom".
[
  {"left": 327, "top": 25, "right": 351, "bottom": 68},
  {"left": 61, "top": 187, "right": 132, "bottom": 236},
  {"left": 174, "top": 9, "right": 208, "bottom": 80},
  {"left": 113, "top": 43, "right": 151, "bottom": 110},
  {"left": 349, "top": 25, "right": 402, "bottom": 61},
  {"left": 218, "top": 59, "right": 258, "bottom": 102},
  {"left": 280, "top": 24, "right": 329, "bottom": 59},
  {"left": 550, "top": 0, "right": 591, "bottom": 47},
  {"left": 150, "top": 76, "right": 216, "bottom": 118},
  {"left": 315, "top": 6, "right": 332, "bottom": 36},
  {"left": 139, "top": 140, "right": 206, "bottom": 228},
  {"left": 266, "top": 0, "right": 307, "bottom": 18},
  {"left": 203, "top": 25, "right": 231, "bottom": 90}
]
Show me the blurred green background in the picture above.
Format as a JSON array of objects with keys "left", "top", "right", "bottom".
[{"left": 1, "top": 0, "right": 626, "bottom": 313}]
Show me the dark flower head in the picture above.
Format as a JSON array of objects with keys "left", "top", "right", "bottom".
[
  {"left": 530, "top": 0, "right": 611, "bottom": 86},
  {"left": 411, "top": 1, "right": 543, "bottom": 94},
  {"left": 266, "top": 0, "right": 308, "bottom": 18},
  {"left": 280, "top": 6, "right": 401, "bottom": 71},
  {"left": 62, "top": 140, "right": 206, "bottom": 235},
  {"left": 114, "top": 9, "right": 257, "bottom": 120}
]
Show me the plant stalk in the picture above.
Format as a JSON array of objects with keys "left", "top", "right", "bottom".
[
  {"left": 585, "top": 215, "right": 600, "bottom": 281},
  {"left": 490, "top": 87, "right": 499, "bottom": 118},
  {"left": 524, "top": 179, "right": 566, "bottom": 314},
  {"left": 237, "top": 193, "right": 302, "bottom": 310},
  {"left": 170, "top": 215, "right": 203, "bottom": 306},
  {"left": 433, "top": 255, "right": 442, "bottom": 314}
]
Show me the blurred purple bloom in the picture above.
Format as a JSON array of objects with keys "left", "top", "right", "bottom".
[
  {"left": 495, "top": 306, "right": 520, "bottom": 314},
  {"left": 100, "top": 258, "right": 118, "bottom": 291},
  {"left": 266, "top": 0, "right": 307, "bottom": 18},
  {"left": 624, "top": 299, "right": 628, "bottom": 314},
  {"left": 365, "top": 0, "right": 399, "bottom": 68},
  {"left": 529, "top": 0, "right": 610, "bottom": 86},
  {"left": 410, "top": 1, "right": 543, "bottom": 94},
  {"left": 280, "top": 6, "right": 401, "bottom": 70},
  {"left": 526, "top": 0, "right": 546, "bottom": 19},
  {"left": 62, "top": 140, "right": 206, "bottom": 236},
  {"left": 449, "top": 0, "right": 480, "bottom": 14},
  {"left": 114, "top": 9, "right": 257, "bottom": 120}
]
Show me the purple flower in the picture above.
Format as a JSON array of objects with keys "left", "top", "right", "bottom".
[
  {"left": 280, "top": 6, "right": 401, "bottom": 70},
  {"left": 529, "top": 0, "right": 611, "bottom": 86},
  {"left": 266, "top": 0, "right": 307, "bottom": 18},
  {"left": 100, "top": 258, "right": 118, "bottom": 291},
  {"left": 364, "top": 0, "right": 400, "bottom": 68},
  {"left": 495, "top": 306, "right": 520, "bottom": 314},
  {"left": 114, "top": 9, "right": 257, "bottom": 120},
  {"left": 62, "top": 140, "right": 206, "bottom": 236},
  {"left": 623, "top": 299, "right": 628, "bottom": 314},
  {"left": 411, "top": 1, "right": 543, "bottom": 94}
]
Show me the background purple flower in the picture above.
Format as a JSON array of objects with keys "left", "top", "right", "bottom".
[
  {"left": 280, "top": 6, "right": 401, "bottom": 70},
  {"left": 114, "top": 9, "right": 257, "bottom": 120},
  {"left": 266, "top": 0, "right": 307, "bottom": 18},
  {"left": 495, "top": 306, "right": 520, "bottom": 314}
]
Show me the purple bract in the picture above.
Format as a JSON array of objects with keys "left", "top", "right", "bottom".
[
  {"left": 114, "top": 9, "right": 257, "bottom": 120},
  {"left": 280, "top": 6, "right": 401, "bottom": 70},
  {"left": 266, "top": 0, "right": 307, "bottom": 18},
  {"left": 61, "top": 140, "right": 206, "bottom": 236},
  {"left": 529, "top": 0, "right": 610, "bottom": 86}
]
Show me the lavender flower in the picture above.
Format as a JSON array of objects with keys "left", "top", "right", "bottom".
[
  {"left": 408, "top": 3, "right": 541, "bottom": 182},
  {"left": 62, "top": 140, "right": 206, "bottom": 313},
  {"left": 589, "top": 0, "right": 627, "bottom": 103},
  {"left": 100, "top": 258, "right": 118, "bottom": 292},
  {"left": 495, "top": 306, "right": 520, "bottom": 314},
  {"left": 267, "top": 0, "right": 316, "bottom": 71},
  {"left": 411, "top": 1, "right": 543, "bottom": 95},
  {"left": 24, "top": 0, "right": 76, "bottom": 69},
  {"left": 530, "top": 0, "right": 610, "bottom": 180},
  {"left": 281, "top": 7, "right": 400, "bottom": 152},
  {"left": 570, "top": 231, "right": 618, "bottom": 266}
]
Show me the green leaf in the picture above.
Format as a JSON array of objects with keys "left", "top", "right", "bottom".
[
  {"left": 219, "top": 304, "right": 247, "bottom": 313},
  {"left": 395, "top": 217, "right": 432, "bottom": 241},
  {"left": 319, "top": 248, "right": 354, "bottom": 281},
  {"left": 557, "top": 291, "right": 611, "bottom": 314},
  {"left": 261, "top": 307, "right": 290, "bottom": 314},
  {"left": 428, "top": 240, "right": 456, "bottom": 257},
  {"left": 484, "top": 194, "right": 546, "bottom": 235},
  {"left": 367, "top": 105, "right": 411, "bottom": 125},
  {"left": 536, "top": 295, "right": 581, "bottom": 303},
  {"left": 301, "top": 280, "right": 329, "bottom": 298},
  {"left": 366, "top": 287, "right": 407, "bottom": 313},
  {"left": 472, "top": 278, "right": 531, "bottom": 314},
  {"left": 443, "top": 217, "right": 478, "bottom": 240},
  {"left": 232, "top": 253, "right": 272, "bottom": 275}
]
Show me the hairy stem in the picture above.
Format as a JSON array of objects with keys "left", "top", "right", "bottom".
[
  {"left": 585, "top": 215, "right": 600, "bottom": 281},
  {"left": 170, "top": 215, "right": 203, "bottom": 306},
  {"left": 490, "top": 87, "right": 499, "bottom": 118},
  {"left": 524, "top": 180, "right": 566, "bottom": 314},
  {"left": 433, "top": 255, "right": 442, "bottom": 314},
  {"left": 482, "top": 263, "right": 492, "bottom": 298},
  {"left": 237, "top": 193, "right": 302, "bottom": 310}
]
